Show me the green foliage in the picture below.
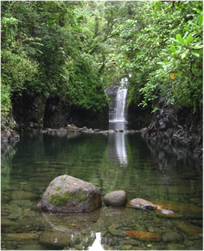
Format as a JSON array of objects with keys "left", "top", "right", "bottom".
[
  {"left": 114, "top": 1, "right": 203, "bottom": 113},
  {"left": 1, "top": 1, "right": 202, "bottom": 117},
  {"left": 1, "top": 1, "right": 111, "bottom": 116},
  {"left": 1, "top": 85, "right": 11, "bottom": 116}
]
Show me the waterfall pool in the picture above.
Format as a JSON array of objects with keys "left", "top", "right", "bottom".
[{"left": 1, "top": 132, "right": 202, "bottom": 250}]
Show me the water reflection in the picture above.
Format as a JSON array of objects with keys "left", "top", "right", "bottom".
[
  {"left": 88, "top": 232, "right": 104, "bottom": 251},
  {"left": 1, "top": 132, "right": 203, "bottom": 250},
  {"left": 108, "top": 122, "right": 128, "bottom": 167}
]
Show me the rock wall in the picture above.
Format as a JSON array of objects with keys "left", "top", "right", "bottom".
[
  {"left": 105, "top": 83, "right": 120, "bottom": 121},
  {"left": 141, "top": 97, "right": 202, "bottom": 163},
  {"left": 12, "top": 92, "right": 46, "bottom": 130},
  {"left": 11, "top": 92, "right": 109, "bottom": 131},
  {"left": 43, "top": 97, "right": 70, "bottom": 129}
]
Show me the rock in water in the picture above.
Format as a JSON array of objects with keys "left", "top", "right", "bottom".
[
  {"left": 129, "top": 198, "right": 158, "bottom": 210},
  {"left": 103, "top": 190, "right": 127, "bottom": 207},
  {"left": 37, "top": 175, "right": 101, "bottom": 213},
  {"left": 39, "top": 232, "right": 79, "bottom": 248},
  {"left": 125, "top": 230, "right": 161, "bottom": 241}
]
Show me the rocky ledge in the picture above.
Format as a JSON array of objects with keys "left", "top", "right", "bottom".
[{"left": 40, "top": 124, "right": 139, "bottom": 136}]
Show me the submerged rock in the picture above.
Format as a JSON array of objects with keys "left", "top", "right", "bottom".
[
  {"left": 1, "top": 218, "right": 18, "bottom": 233},
  {"left": 37, "top": 175, "right": 101, "bottom": 213},
  {"left": 6, "top": 233, "right": 38, "bottom": 242},
  {"left": 153, "top": 200, "right": 202, "bottom": 213},
  {"left": 166, "top": 244, "right": 186, "bottom": 250},
  {"left": 162, "top": 231, "right": 183, "bottom": 242},
  {"left": 177, "top": 223, "right": 202, "bottom": 236},
  {"left": 103, "top": 190, "right": 127, "bottom": 207},
  {"left": 125, "top": 230, "right": 161, "bottom": 241},
  {"left": 39, "top": 231, "right": 79, "bottom": 248},
  {"left": 156, "top": 209, "right": 182, "bottom": 219}
]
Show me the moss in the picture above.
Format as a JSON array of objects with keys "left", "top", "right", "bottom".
[
  {"left": 77, "top": 189, "right": 87, "bottom": 203},
  {"left": 56, "top": 186, "right": 62, "bottom": 192},
  {"left": 49, "top": 192, "right": 72, "bottom": 206},
  {"left": 48, "top": 189, "right": 87, "bottom": 206}
]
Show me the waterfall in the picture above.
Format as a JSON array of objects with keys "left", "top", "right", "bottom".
[
  {"left": 111, "top": 77, "right": 128, "bottom": 123},
  {"left": 108, "top": 77, "right": 128, "bottom": 167}
]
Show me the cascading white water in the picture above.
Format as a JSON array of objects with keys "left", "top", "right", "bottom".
[
  {"left": 108, "top": 77, "right": 129, "bottom": 167},
  {"left": 111, "top": 77, "right": 128, "bottom": 122}
]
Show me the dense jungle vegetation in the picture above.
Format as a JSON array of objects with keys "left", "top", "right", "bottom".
[{"left": 1, "top": 1, "right": 203, "bottom": 117}]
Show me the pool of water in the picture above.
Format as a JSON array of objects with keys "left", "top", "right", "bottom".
[{"left": 1, "top": 130, "right": 203, "bottom": 250}]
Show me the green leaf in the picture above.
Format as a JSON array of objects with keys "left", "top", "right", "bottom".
[
  {"left": 181, "top": 49, "right": 189, "bottom": 59},
  {"left": 191, "top": 51, "right": 200, "bottom": 57},
  {"left": 176, "top": 72, "right": 182, "bottom": 78},
  {"left": 198, "top": 14, "right": 203, "bottom": 26},
  {"left": 186, "top": 33, "right": 194, "bottom": 45},
  {"left": 192, "top": 45, "right": 203, "bottom": 50},
  {"left": 169, "top": 44, "right": 176, "bottom": 53},
  {"left": 176, "top": 34, "right": 185, "bottom": 45}
]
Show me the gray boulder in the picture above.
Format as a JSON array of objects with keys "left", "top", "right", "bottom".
[
  {"left": 37, "top": 175, "right": 101, "bottom": 213},
  {"left": 103, "top": 190, "right": 127, "bottom": 207}
]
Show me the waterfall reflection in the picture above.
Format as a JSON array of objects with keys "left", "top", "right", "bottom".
[{"left": 108, "top": 122, "right": 128, "bottom": 167}]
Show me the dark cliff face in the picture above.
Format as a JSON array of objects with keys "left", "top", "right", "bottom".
[
  {"left": 11, "top": 92, "right": 109, "bottom": 130},
  {"left": 105, "top": 83, "right": 120, "bottom": 121},
  {"left": 12, "top": 92, "right": 46, "bottom": 129},
  {"left": 141, "top": 97, "right": 203, "bottom": 164}
]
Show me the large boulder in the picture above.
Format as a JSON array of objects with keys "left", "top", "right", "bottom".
[{"left": 37, "top": 175, "right": 101, "bottom": 213}]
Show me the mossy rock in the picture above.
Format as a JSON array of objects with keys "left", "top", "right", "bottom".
[{"left": 37, "top": 175, "right": 101, "bottom": 213}]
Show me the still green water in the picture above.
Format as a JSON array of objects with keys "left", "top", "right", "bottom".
[{"left": 1, "top": 131, "right": 203, "bottom": 250}]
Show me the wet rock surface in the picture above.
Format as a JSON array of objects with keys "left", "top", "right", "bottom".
[{"left": 129, "top": 198, "right": 158, "bottom": 210}]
